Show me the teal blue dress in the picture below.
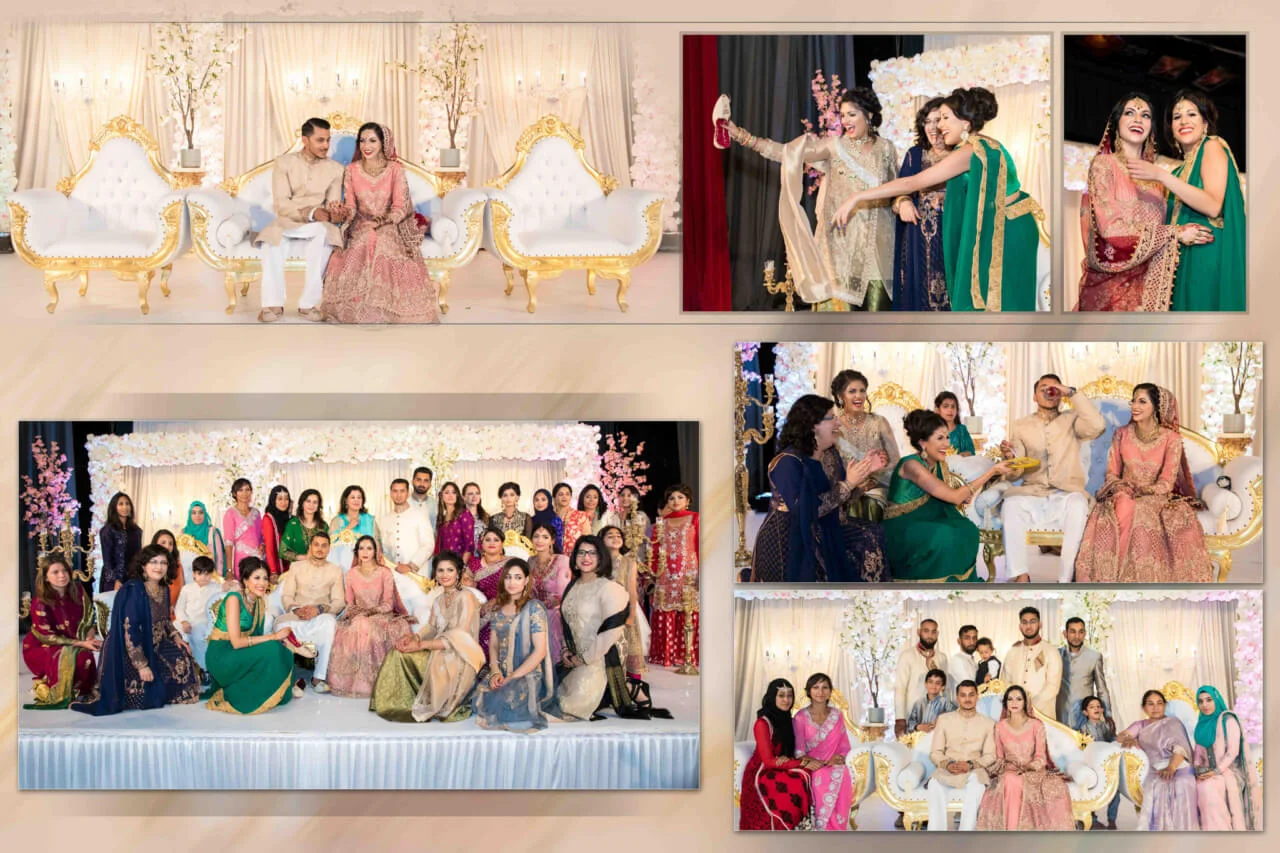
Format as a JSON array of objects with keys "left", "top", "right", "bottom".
[{"left": 948, "top": 424, "right": 976, "bottom": 455}]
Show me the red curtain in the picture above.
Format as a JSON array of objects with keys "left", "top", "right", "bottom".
[{"left": 681, "top": 35, "right": 732, "bottom": 311}]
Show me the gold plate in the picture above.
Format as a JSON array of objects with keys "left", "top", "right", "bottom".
[{"left": 1006, "top": 457, "right": 1041, "bottom": 470}]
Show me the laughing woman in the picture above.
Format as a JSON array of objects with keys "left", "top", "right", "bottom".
[
  {"left": 835, "top": 87, "right": 1044, "bottom": 312},
  {"left": 831, "top": 369, "right": 898, "bottom": 520},
  {"left": 204, "top": 557, "right": 298, "bottom": 714},
  {"left": 718, "top": 87, "right": 898, "bottom": 310},
  {"left": 1127, "top": 90, "right": 1245, "bottom": 311}
]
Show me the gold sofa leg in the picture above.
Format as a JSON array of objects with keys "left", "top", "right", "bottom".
[
  {"left": 614, "top": 270, "right": 631, "bottom": 313},
  {"left": 503, "top": 264, "right": 516, "bottom": 296},
  {"left": 159, "top": 264, "right": 173, "bottom": 297},
  {"left": 78, "top": 270, "right": 89, "bottom": 297},
  {"left": 437, "top": 270, "right": 452, "bottom": 315},
  {"left": 138, "top": 270, "right": 154, "bottom": 315},
  {"left": 523, "top": 270, "right": 539, "bottom": 313},
  {"left": 586, "top": 269, "right": 597, "bottom": 296},
  {"left": 43, "top": 272, "right": 66, "bottom": 313},
  {"left": 224, "top": 273, "right": 239, "bottom": 315}
]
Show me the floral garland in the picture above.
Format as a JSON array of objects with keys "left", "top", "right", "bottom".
[
  {"left": 87, "top": 422, "right": 602, "bottom": 546},
  {"left": 630, "top": 40, "right": 681, "bottom": 231},
  {"left": 771, "top": 342, "right": 818, "bottom": 424},
  {"left": 0, "top": 31, "right": 16, "bottom": 233},
  {"left": 1201, "top": 342, "right": 1262, "bottom": 439},
  {"left": 868, "top": 35, "right": 1051, "bottom": 155}
]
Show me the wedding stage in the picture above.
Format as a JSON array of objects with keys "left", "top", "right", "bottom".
[{"left": 18, "top": 663, "right": 699, "bottom": 790}]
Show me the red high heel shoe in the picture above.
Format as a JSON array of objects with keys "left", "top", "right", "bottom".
[
  {"left": 280, "top": 629, "right": 318, "bottom": 659},
  {"left": 713, "top": 94, "right": 732, "bottom": 149}
]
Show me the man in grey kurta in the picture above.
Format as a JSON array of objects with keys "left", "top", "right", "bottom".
[
  {"left": 926, "top": 681, "right": 996, "bottom": 831},
  {"left": 1056, "top": 616, "right": 1114, "bottom": 730}
]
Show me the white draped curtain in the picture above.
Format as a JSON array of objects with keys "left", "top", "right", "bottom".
[
  {"left": 471, "top": 23, "right": 634, "bottom": 186},
  {"left": 811, "top": 343, "right": 948, "bottom": 408},
  {"left": 736, "top": 593, "right": 1239, "bottom": 739},
  {"left": 734, "top": 596, "right": 860, "bottom": 741}
]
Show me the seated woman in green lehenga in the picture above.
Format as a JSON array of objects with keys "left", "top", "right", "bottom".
[
  {"left": 205, "top": 557, "right": 301, "bottom": 714},
  {"left": 1125, "top": 89, "right": 1245, "bottom": 312},
  {"left": 935, "top": 391, "right": 975, "bottom": 456},
  {"left": 884, "top": 410, "right": 1012, "bottom": 582},
  {"left": 834, "top": 86, "right": 1044, "bottom": 312}
]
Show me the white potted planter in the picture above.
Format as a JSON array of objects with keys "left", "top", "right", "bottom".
[
  {"left": 866, "top": 705, "right": 886, "bottom": 724},
  {"left": 1222, "top": 412, "right": 1247, "bottom": 434},
  {"left": 967, "top": 416, "right": 984, "bottom": 436},
  {"left": 439, "top": 148, "right": 461, "bottom": 168},
  {"left": 180, "top": 148, "right": 202, "bottom": 169}
]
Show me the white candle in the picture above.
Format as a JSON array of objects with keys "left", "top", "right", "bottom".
[{"left": 764, "top": 260, "right": 775, "bottom": 275}]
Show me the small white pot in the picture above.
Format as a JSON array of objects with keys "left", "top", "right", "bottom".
[
  {"left": 439, "top": 148, "right": 461, "bottom": 168},
  {"left": 179, "top": 148, "right": 202, "bottom": 169}
]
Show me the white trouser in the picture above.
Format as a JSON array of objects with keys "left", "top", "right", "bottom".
[
  {"left": 1001, "top": 491, "right": 1090, "bottom": 582},
  {"left": 176, "top": 618, "right": 213, "bottom": 670},
  {"left": 259, "top": 222, "right": 332, "bottom": 309},
  {"left": 393, "top": 572, "right": 432, "bottom": 627},
  {"left": 927, "top": 773, "right": 987, "bottom": 831},
  {"left": 286, "top": 613, "right": 337, "bottom": 680}
]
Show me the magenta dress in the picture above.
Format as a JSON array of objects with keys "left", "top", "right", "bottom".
[
  {"left": 976, "top": 718, "right": 1075, "bottom": 830},
  {"left": 469, "top": 555, "right": 508, "bottom": 658},
  {"left": 222, "top": 507, "right": 264, "bottom": 579},
  {"left": 435, "top": 510, "right": 477, "bottom": 559},
  {"left": 1124, "top": 716, "right": 1201, "bottom": 830},
  {"left": 327, "top": 566, "right": 413, "bottom": 698},
  {"left": 529, "top": 553, "right": 571, "bottom": 662},
  {"left": 793, "top": 707, "right": 854, "bottom": 831}
]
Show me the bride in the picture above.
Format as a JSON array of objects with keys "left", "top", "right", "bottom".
[{"left": 321, "top": 123, "right": 440, "bottom": 324}]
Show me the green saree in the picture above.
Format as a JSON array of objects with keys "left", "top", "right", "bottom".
[
  {"left": 1167, "top": 136, "right": 1246, "bottom": 311},
  {"left": 943, "top": 136, "right": 1042, "bottom": 313},
  {"left": 204, "top": 592, "right": 294, "bottom": 715},
  {"left": 883, "top": 455, "right": 980, "bottom": 582}
]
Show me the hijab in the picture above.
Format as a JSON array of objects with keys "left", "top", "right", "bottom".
[
  {"left": 183, "top": 501, "right": 211, "bottom": 543},
  {"left": 264, "top": 486, "right": 293, "bottom": 541},
  {"left": 531, "top": 489, "right": 558, "bottom": 531},
  {"left": 1193, "top": 685, "right": 1230, "bottom": 750},
  {"left": 757, "top": 678, "right": 797, "bottom": 756}
]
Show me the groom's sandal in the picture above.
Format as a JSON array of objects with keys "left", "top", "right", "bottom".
[
  {"left": 298, "top": 307, "right": 324, "bottom": 322},
  {"left": 281, "top": 629, "right": 318, "bottom": 659},
  {"left": 257, "top": 307, "right": 283, "bottom": 323},
  {"left": 311, "top": 679, "right": 331, "bottom": 694},
  {"left": 712, "top": 94, "right": 732, "bottom": 149}
]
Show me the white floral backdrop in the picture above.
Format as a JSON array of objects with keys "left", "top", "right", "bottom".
[
  {"left": 735, "top": 589, "right": 1261, "bottom": 742},
  {"left": 0, "top": 25, "right": 17, "bottom": 233}
]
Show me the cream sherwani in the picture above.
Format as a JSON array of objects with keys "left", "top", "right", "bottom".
[
  {"left": 926, "top": 709, "right": 997, "bottom": 831},
  {"left": 895, "top": 644, "right": 943, "bottom": 724},
  {"left": 409, "top": 493, "right": 438, "bottom": 531},
  {"left": 1001, "top": 392, "right": 1106, "bottom": 581},
  {"left": 253, "top": 150, "right": 345, "bottom": 310},
  {"left": 275, "top": 558, "right": 345, "bottom": 680},
  {"left": 1004, "top": 638, "right": 1063, "bottom": 720},
  {"left": 379, "top": 505, "right": 436, "bottom": 625}
]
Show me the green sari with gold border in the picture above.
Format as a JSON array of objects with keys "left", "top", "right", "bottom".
[
  {"left": 1167, "top": 136, "right": 1246, "bottom": 312},
  {"left": 943, "top": 136, "right": 1042, "bottom": 313},
  {"left": 204, "top": 592, "right": 294, "bottom": 715},
  {"left": 883, "top": 455, "right": 980, "bottom": 582}
]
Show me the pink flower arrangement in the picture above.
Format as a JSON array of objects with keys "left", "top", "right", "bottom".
[
  {"left": 598, "top": 432, "right": 651, "bottom": 512},
  {"left": 21, "top": 437, "right": 80, "bottom": 540},
  {"left": 800, "top": 70, "right": 847, "bottom": 195}
]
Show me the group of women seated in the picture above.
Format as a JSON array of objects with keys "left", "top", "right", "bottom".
[
  {"left": 751, "top": 370, "right": 1214, "bottom": 583},
  {"left": 23, "top": 535, "right": 673, "bottom": 730},
  {"left": 740, "top": 678, "right": 1260, "bottom": 832}
]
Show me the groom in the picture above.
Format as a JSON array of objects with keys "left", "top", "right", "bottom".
[{"left": 252, "top": 117, "right": 350, "bottom": 323}]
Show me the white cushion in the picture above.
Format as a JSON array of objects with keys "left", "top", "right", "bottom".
[
  {"left": 502, "top": 136, "right": 606, "bottom": 232},
  {"left": 899, "top": 760, "right": 926, "bottom": 791},
  {"left": 44, "top": 230, "right": 158, "bottom": 257},
  {"left": 1201, "top": 484, "right": 1244, "bottom": 522},
  {"left": 429, "top": 217, "right": 458, "bottom": 250},
  {"left": 67, "top": 137, "right": 174, "bottom": 233},
  {"left": 216, "top": 213, "right": 252, "bottom": 250},
  {"left": 1066, "top": 760, "right": 1098, "bottom": 790},
  {"left": 511, "top": 229, "right": 633, "bottom": 257}
]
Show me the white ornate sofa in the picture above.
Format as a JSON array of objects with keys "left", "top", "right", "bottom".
[
  {"left": 484, "top": 115, "right": 664, "bottom": 313},
  {"left": 871, "top": 679, "right": 1124, "bottom": 829},
  {"left": 187, "top": 112, "right": 487, "bottom": 314},
  {"left": 733, "top": 691, "right": 878, "bottom": 829},
  {"left": 7, "top": 116, "right": 190, "bottom": 315},
  {"left": 971, "top": 376, "right": 1263, "bottom": 581}
]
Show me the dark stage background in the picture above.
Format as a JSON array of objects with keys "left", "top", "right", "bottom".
[
  {"left": 683, "top": 34, "right": 924, "bottom": 311},
  {"left": 1064, "top": 35, "right": 1246, "bottom": 170}
]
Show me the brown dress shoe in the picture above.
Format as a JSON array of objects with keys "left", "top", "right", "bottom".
[
  {"left": 299, "top": 307, "right": 324, "bottom": 322},
  {"left": 257, "top": 307, "right": 283, "bottom": 323}
]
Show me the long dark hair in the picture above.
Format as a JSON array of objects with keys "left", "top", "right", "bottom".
[
  {"left": 577, "top": 484, "right": 606, "bottom": 519},
  {"left": 598, "top": 524, "right": 627, "bottom": 555},
  {"left": 295, "top": 488, "right": 327, "bottom": 527},
  {"left": 757, "top": 678, "right": 797, "bottom": 756},
  {"left": 914, "top": 96, "right": 946, "bottom": 148},
  {"left": 437, "top": 481, "right": 463, "bottom": 528},
  {"left": 1102, "top": 91, "right": 1156, "bottom": 153},
  {"left": 530, "top": 522, "right": 562, "bottom": 555},
  {"left": 1165, "top": 89, "right": 1219, "bottom": 152},
  {"left": 1133, "top": 382, "right": 1164, "bottom": 425},
  {"left": 839, "top": 87, "right": 883, "bottom": 136},
  {"left": 778, "top": 394, "right": 834, "bottom": 456},
  {"left": 105, "top": 491, "right": 139, "bottom": 531},
  {"left": 355, "top": 121, "right": 386, "bottom": 158},
  {"left": 934, "top": 390, "right": 962, "bottom": 425},
  {"left": 150, "top": 529, "right": 181, "bottom": 584},
  {"left": 1003, "top": 684, "right": 1031, "bottom": 715},
  {"left": 463, "top": 482, "right": 488, "bottom": 524},
  {"left": 569, "top": 534, "right": 613, "bottom": 580},
  {"left": 338, "top": 485, "right": 368, "bottom": 517},
  {"left": 830, "top": 369, "right": 869, "bottom": 404}
]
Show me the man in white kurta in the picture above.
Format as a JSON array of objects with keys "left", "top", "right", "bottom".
[
  {"left": 947, "top": 624, "right": 979, "bottom": 698},
  {"left": 927, "top": 682, "right": 996, "bottom": 831},
  {"left": 408, "top": 466, "right": 438, "bottom": 531},
  {"left": 379, "top": 479, "right": 436, "bottom": 625},
  {"left": 895, "top": 619, "right": 943, "bottom": 738},
  {"left": 999, "top": 375, "right": 1106, "bottom": 582},
  {"left": 1003, "top": 606, "right": 1063, "bottom": 720},
  {"left": 252, "top": 118, "right": 349, "bottom": 323},
  {"left": 274, "top": 531, "right": 345, "bottom": 692}
]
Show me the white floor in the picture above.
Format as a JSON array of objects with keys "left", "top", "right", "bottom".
[
  {"left": 852, "top": 789, "right": 1138, "bottom": 831},
  {"left": 741, "top": 511, "right": 1263, "bottom": 584},
  {"left": 0, "top": 247, "right": 681, "bottom": 325}
]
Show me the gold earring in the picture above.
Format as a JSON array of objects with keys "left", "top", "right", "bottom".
[{"left": 960, "top": 129, "right": 970, "bottom": 144}]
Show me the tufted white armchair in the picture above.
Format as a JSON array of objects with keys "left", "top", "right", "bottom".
[
  {"left": 732, "top": 692, "right": 878, "bottom": 829},
  {"left": 187, "top": 112, "right": 487, "bottom": 314},
  {"left": 970, "top": 376, "right": 1262, "bottom": 581},
  {"left": 870, "top": 681, "right": 1124, "bottom": 830},
  {"left": 484, "top": 115, "right": 664, "bottom": 313},
  {"left": 7, "top": 116, "right": 189, "bottom": 314}
]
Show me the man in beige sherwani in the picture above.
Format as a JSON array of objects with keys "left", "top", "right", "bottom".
[
  {"left": 275, "top": 530, "right": 345, "bottom": 693},
  {"left": 999, "top": 373, "right": 1106, "bottom": 582},
  {"left": 894, "top": 618, "right": 943, "bottom": 738},
  {"left": 1003, "top": 605, "right": 1063, "bottom": 720},
  {"left": 926, "top": 681, "right": 996, "bottom": 831},
  {"left": 252, "top": 117, "right": 349, "bottom": 323}
]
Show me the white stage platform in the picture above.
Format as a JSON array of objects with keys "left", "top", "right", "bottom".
[{"left": 18, "top": 661, "right": 699, "bottom": 790}]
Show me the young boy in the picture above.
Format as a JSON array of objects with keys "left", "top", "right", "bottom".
[
  {"left": 975, "top": 637, "right": 1001, "bottom": 684},
  {"left": 1078, "top": 696, "right": 1120, "bottom": 830},
  {"left": 173, "top": 556, "right": 224, "bottom": 682},
  {"left": 905, "top": 668, "right": 957, "bottom": 734}
]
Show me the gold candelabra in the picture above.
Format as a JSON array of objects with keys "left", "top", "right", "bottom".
[
  {"left": 22, "top": 515, "right": 97, "bottom": 618},
  {"left": 762, "top": 261, "right": 797, "bottom": 312},
  {"left": 734, "top": 347, "right": 776, "bottom": 571},
  {"left": 675, "top": 583, "right": 699, "bottom": 676}
]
